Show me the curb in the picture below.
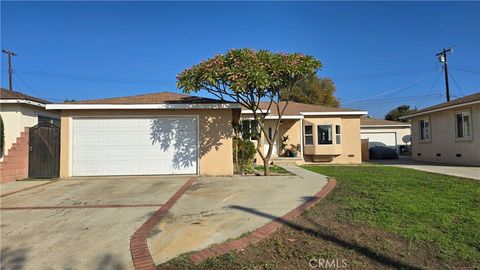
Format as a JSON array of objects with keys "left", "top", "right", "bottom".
[
  {"left": 130, "top": 177, "right": 196, "bottom": 270},
  {"left": 189, "top": 177, "right": 337, "bottom": 263}
]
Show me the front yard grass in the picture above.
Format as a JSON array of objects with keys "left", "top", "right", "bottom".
[
  {"left": 255, "top": 165, "right": 292, "bottom": 175},
  {"left": 158, "top": 165, "right": 480, "bottom": 270}
]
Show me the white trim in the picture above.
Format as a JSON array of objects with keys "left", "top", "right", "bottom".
[
  {"left": 400, "top": 100, "right": 480, "bottom": 119},
  {"left": 1, "top": 99, "right": 46, "bottom": 108},
  {"left": 69, "top": 115, "right": 200, "bottom": 176},
  {"left": 361, "top": 124, "right": 411, "bottom": 128},
  {"left": 241, "top": 109, "right": 271, "bottom": 114},
  {"left": 300, "top": 111, "right": 368, "bottom": 116},
  {"left": 46, "top": 103, "right": 240, "bottom": 110},
  {"left": 241, "top": 115, "right": 304, "bottom": 120}
]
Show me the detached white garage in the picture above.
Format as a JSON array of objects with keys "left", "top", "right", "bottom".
[
  {"left": 360, "top": 117, "right": 411, "bottom": 153},
  {"left": 72, "top": 117, "right": 198, "bottom": 176}
]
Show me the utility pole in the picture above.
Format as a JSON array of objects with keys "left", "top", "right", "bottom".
[
  {"left": 436, "top": 48, "right": 453, "bottom": 102},
  {"left": 2, "top": 49, "right": 17, "bottom": 91}
]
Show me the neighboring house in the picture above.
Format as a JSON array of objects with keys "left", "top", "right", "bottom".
[
  {"left": 45, "top": 92, "right": 241, "bottom": 177},
  {"left": 360, "top": 117, "right": 411, "bottom": 154},
  {"left": 401, "top": 92, "right": 480, "bottom": 166},
  {"left": 0, "top": 88, "right": 60, "bottom": 182},
  {"left": 240, "top": 102, "right": 367, "bottom": 164}
]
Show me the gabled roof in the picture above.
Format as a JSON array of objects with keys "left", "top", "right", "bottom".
[
  {"left": 360, "top": 117, "right": 410, "bottom": 127},
  {"left": 401, "top": 92, "right": 480, "bottom": 119},
  {"left": 242, "top": 101, "right": 367, "bottom": 117},
  {"left": 46, "top": 91, "right": 241, "bottom": 110},
  {"left": 67, "top": 91, "right": 232, "bottom": 104},
  {"left": 0, "top": 87, "right": 51, "bottom": 105}
]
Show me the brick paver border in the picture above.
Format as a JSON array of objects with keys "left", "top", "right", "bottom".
[
  {"left": 0, "top": 180, "right": 59, "bottom": 198},
  {"left": 130, "top": 176, "right": 196, "bottom": 270},
  {"left": 188, "top": 178, "right": 337, "bottom": 263}
]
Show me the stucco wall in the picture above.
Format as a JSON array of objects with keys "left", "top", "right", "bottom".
[
  {"left": 302, "top": 116, "right": 362, "bottom": 164},
  {"left": 246, "top": 116, "right": 362, "bottom": 164},
  {"left": 410, "top": 103, "right": 480, "bottom": 166},
  {"left": 0, "top": 103, "right": 59, "bottom": 157},
  {"left": 59, "top": 109, "right": 234, "bottom": 177}
]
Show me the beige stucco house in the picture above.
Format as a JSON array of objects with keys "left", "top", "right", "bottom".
[
  {"left": 240, "top": 102, "right": 367, "bottom": 165},
  {"left": 401, "top": 92, "right": 480, "bottom": 166},
  {"left": 360, "top": 117, "right": 411, "bottom": 154},
  {"left": 0, "top": 88, "right": 60, "bottom": 182},
  {"left": 46, "top": 92, "right": 241, "bottom": 177},
  {"left": 0, "top": 88, "right": 60, "bottom": 158}
]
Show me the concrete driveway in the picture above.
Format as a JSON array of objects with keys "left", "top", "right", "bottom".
[
  {"left": 1, "top": 167, "right": 329, "bottom": 269},
  {"left": 371, "top": 157, "right": 480, "bottom": 180},
  {"left": 1, "top": 176, "right": 189, "bottom": 270}
]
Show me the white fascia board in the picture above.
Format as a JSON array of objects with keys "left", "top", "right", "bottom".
[
  {"left": 0, "top": 99, "right": 46, "bottom": 108},
  {"left": 46, "top": 103, "right": 242, "bottom": 110},
  {"left": 242, "top": 115, "right": 303, "bottom": 120},
  {"left": 399, "top": 100, "right": 480, "bottom": 119},
  {"left": 361, "top": 124, "right": 411, "bottom": 128},
  {"left": 300, "top": 111, "right": 368, "bottom": 116},
  {"left": 241, "top": 109, "right": 271, "bottom": 114}
]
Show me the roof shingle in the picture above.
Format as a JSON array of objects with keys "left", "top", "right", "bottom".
[
  {"left": 403, "top": 92, "right": 480, "bottom": 118},
  {"left": 360, "top": 117, "right": 410, "bottom": 126},
  {"left": 0, "top": 88, "right": 51, "bottom": 104},
  {"left": 244, "top": 101, "right": 365, "bottom": 116},
  {"left": 67, "top": 91, "right": 232, "bottom": 104}
]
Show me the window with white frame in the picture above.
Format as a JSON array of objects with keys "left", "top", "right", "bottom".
[
  {"left": 304, "top": 125, "right": 313, "bottom": 145},
  {"left": 318, "top": 125, "right": 333, "bottom": 145},
  {"left": 455, "top": 110, "right": 472, "bottom": 139},
  {"left": 335, "top": 125, "right": 341, "bottom": 144},
  {"left": 419, "top": 118, "right": 430, "bottom": 141},
  {"left": 241, "top": 120, "right": 258, "bottom": 140}
]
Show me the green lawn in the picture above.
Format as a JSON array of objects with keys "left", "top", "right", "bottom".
[
  {"left": 303, "top": 165, "right": 480, "bottom": 264},
  {"left": 158, "top": 166, "right": 480, "bottom": 270},
  {"left": 255, "top": 165, "right": 292, "bottom": 174}
]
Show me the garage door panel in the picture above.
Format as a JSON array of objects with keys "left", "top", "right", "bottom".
[
  {"left": 361, "top": 132, "right": 396, "bottom": 147},
  {"left": 72, "top": 117, "right": 198, "bottom": 176}
]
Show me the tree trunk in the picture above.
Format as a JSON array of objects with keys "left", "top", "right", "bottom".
[{"left": 263, "top": 158, "right": 270, "bottom": 176}]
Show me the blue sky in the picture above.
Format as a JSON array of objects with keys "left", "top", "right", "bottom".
[{"left": 1, "top": 1, "right": 479, "bottom": 117}]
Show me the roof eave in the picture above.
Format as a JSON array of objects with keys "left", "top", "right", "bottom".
[
  {"left": 0, "top": 99, "right": 46, "bottom": 108},
  {"left": 400, "top": 100, "right": 480, "bottom": 119},
  {"left": 45, "top": 103, "right": 242, "bottom": 110}
]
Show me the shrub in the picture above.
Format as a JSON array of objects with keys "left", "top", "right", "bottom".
[{"left": 233, "top": 138, "right": 256, "bottom": 174}]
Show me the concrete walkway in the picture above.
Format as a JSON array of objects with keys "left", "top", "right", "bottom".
[
  {"left": 148, "top": 166, "right": 328, "bottom": 264},
  {"left": 371, "top": 157, "right": 480, "bottom": 180}
]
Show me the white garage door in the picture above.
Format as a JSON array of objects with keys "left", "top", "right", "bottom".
[
  {"left": 361, "top": 132, "right": 396, "bottom": 147},
  {"left": 72, "top": 117, "right": 198, "bottom": 176}
]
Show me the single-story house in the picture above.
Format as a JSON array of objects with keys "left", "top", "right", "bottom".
[
  {"left": 0, "top": 88, "right": 60, "bottom": 182},
  {"left": 360, "top": 117, "right": 411, "bottom": 154},
  {"left": 240, "top": 102, "right": 367, "bottom": 164},
  {"left": 400, "top": 92, "right": 480, "bottom": 166},
  {"left": 45, "top": 92, "right": 241, "bottom": 177}
]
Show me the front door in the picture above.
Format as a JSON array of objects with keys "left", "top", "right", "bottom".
[{"left": 264, "top": 127, "right": 278, "bottom": 157}]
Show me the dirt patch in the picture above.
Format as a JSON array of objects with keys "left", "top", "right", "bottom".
[{"left": 158, "top": 199, "right": 469, "bottom": 270}]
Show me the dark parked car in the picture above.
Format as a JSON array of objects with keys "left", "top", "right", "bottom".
[{"left": 368, "top": 142, "right": 399, "bottom": 159}]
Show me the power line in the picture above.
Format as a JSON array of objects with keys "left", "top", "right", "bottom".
[
  {"left": 12, "top": 73, "right": 42, "bottom": 98},
  {"left": 450, "top": 66, "right": 480, "bottom": 75},
  {"left": 416, "top": 71, "right": 442, "bottom": 108},
  {"left": 342, "top": 71, "right": 439, "bottom": 104},
  {"left": 448, "top": 71, "right": 465, "bottom": 96},
  {"left": 332, "top": 67, "right": 437, "bottom": 82}
]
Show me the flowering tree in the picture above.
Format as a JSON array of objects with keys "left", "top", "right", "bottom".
[{"left": 177, "top": 48, "right": 322, "bottom": 175}]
